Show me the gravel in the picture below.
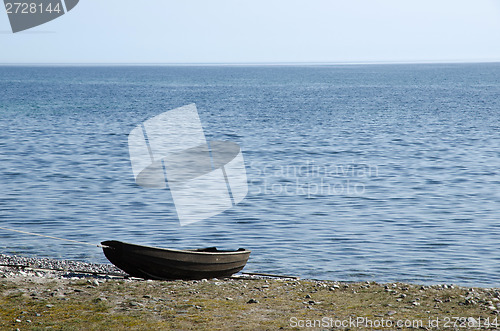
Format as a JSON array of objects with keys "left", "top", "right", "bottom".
[{"left": 0, "top": 253, "right": 126, "bottom": 278}]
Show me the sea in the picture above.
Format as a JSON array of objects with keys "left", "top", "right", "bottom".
[{"left": 0, "top": 64, "right": 499, "bottom": 287}]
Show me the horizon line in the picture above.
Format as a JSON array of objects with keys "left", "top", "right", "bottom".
[{"left": 0, "top": 59, "right": 500, "bottom": 66}]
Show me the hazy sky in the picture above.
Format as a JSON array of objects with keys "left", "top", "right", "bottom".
[{"left": 1, "top": 0, "right": 500, "bottom": 63}]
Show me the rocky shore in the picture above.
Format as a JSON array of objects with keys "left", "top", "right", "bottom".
[
  {"left": 1, "top": 253, "right": 500, "bottom": 330},
  {"left": 0, "top": 253, "right": 126, "bottom": 279}
]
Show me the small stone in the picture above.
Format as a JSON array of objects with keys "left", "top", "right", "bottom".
[
  {"left": 143, "top": 295, "right": 151, "bottom": 299},
  {"left": 464, "top": 299, "right": 475, "bottom": 305},
  {"left": 399, "top": 294, "right": 406, "bottom": 298},
  {"left": 129, "top": 301, "right": 142, "bottom": 307},
  {"left": 247, "top": 299, "right": 259, "bottom": 304},
  {"left": 15, "top": 319, "right": 21, "bottom": 323},
  {"left": 194, "top": 305, "right": 202, "bottom": 309},
  {"left": 412, "top": 301, "right": 420, "bottom": 306},
  {"left": 488, "top": 306, "right": 497, "bottom": 311},
  {"left": 46, "top": 304, "right": 53, "bottom": 308},
  {"left": 26, "top": 320, "right": 31, "bottom": 323},
  {"left": 305, "top": 294, "right": 311, "bottom": 299},
  {"left": 332, "top": 284, "right": 340, "bottom": 289},
  {"left": 226, "top": 297, "right": 233, "bottom": 301},
  {"left": 262, "top": 285, "right": 269, "bottom": 288},
  {"left": 387, "top": 310, "right": 397, "bottom": 316}
]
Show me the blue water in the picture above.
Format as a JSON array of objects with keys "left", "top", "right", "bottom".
[{"left": 1, "top": 64, "right": 499, "bottom": 287}]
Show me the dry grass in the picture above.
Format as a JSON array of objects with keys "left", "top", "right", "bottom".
[{"left": 1, "top": 275, "right": 499, "bottom": 330}]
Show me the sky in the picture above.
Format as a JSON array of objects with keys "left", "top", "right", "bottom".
[{"left": 1, "top": 0, "right": 500, "bottom": 63}]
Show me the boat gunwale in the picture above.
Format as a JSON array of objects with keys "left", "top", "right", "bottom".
[{"left": 101, "top": 240, "right": 251, "bottom": 256}]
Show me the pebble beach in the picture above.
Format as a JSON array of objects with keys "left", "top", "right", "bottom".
[{"left": 1, "top": 253, "right": 500, "bottom": 330}]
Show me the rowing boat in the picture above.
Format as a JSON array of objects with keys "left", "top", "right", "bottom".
[{"left": 101, "top": 240, "right": 251, "bottom": 280}]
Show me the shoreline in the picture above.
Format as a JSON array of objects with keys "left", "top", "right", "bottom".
[
  {"left": 1, "top": 253, "right": 500, "bottom": 330},
  {"left": 0, "top": 253, "right": 126, "bottom": 279}
]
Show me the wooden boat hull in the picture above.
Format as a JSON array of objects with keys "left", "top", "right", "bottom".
[{"left": 101, "top": 240, "right": 251, "bottom": 280}]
